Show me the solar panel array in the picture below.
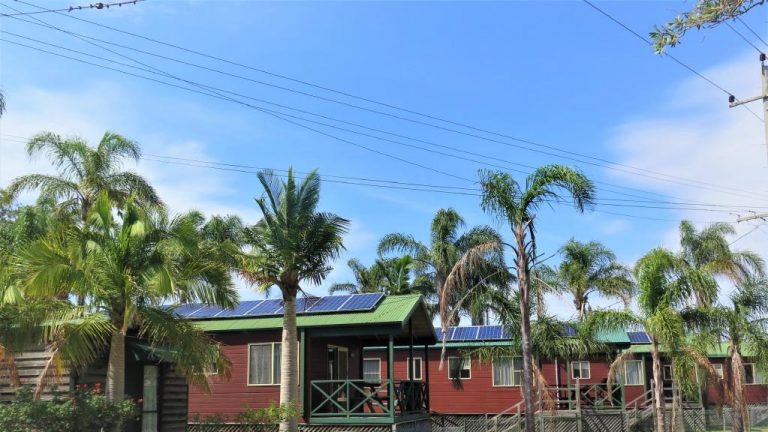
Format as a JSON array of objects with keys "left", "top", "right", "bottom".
[
  {"left": 435, "top": 325, "right": 510, "bottom": 341},
  {"left": 627, "top": 331, "right": 651, "bottom": 344},
  {"left": 177, "top": 293, "right": 384, "bottom": 320}
]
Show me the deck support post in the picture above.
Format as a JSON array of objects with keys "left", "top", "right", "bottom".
[
  {"left": 424, "top": 343, "right": 430, "bottom": 413},
  {"left": 388, "top": 334, "right": 395, "bottom": 422},
  {"left": 300, "top": 329, "right": 307, "bottom": 423},
  {"left": 408, "top": 319, "right": 414, "bottom": 381}
]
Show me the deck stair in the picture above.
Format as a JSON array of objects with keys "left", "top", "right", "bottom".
[{"left": 625, "top": 389, "right": 654, "bottom": 430}]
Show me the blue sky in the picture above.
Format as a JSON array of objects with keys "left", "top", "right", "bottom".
[{"left": 2, "top": 1, "right": 767, "bottom": 320}]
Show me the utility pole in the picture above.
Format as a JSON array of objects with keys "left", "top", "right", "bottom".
[
  {"left": 736, "top": 212, "right": 768, "bottom": 223},
  {"left": 729, "top": 53, "right": 768, "bottom": 224},
  {"left": 729, "top": 53, "right": 768, "bottom": 160}
]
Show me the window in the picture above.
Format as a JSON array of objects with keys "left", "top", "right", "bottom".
[
  {"left": 248, "top": 343, "right": 281, "bottom": 385},
  {"left": 493, "top": 357, "right": 523, "bottom": 387},
  {"left": 363, "top": 358, "right": 381, "bottom": 382},
  {"left": 663, "top": 365, "right": 673, "bottom": 380},
  {"left": 448, "top": 356, "right": 471, "bottom": 380},
  {"left": 571, "top": 361, "right": 591, "bottom": 380},
  {"left": 204, "top": 362, "right": 219, "bottom": 376},
  {"left": 619, "top": 360, "right": 643, "bottom": 385},
  {"left": 713, "top": 363, "right": 724, "bottom": 379},
  {"left": 745, "top": 364, "right": 765, "bottom": 385},
  {"left": 406, "top": 357, "right": 422, "bottom": 381}
]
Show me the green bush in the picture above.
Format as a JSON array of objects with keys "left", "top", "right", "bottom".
[
  {"left": 189, "top": 402, "right": 298, "bottom": 432},
  {"left": 0, "top": 384, "right": 140, "bottom": 432}
]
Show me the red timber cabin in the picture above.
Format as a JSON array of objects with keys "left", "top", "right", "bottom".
[
  {"left": 364, "top": 327, "right": 768, "bottom": 418},
  {"left": 185, "top": 293, "right": 437, "bottom": 432},
  {"left": 363, "top": 325, "right": 636, "bottom": 416}
]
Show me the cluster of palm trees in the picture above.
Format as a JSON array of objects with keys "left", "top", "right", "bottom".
[
  {"left": 2, "top": 128, "right": 767, "bottom": 432},
  {"left": 0, "top": 130, "right": 349, "bottom": 432}
]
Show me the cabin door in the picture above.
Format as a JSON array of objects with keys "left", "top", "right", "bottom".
[
  {"left": 142, "top": 365, "right": 159, "bottom": 432},
  {"left": 327, "top": 346, "right": 349, "bottom": 408},
  {"left": 662, "top": 364, "right": 674, "bottom": 400}
]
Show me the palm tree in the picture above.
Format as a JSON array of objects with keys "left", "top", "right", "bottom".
[
  {"left": 240, "top": 168, "right": 349, "bottom": 432},
  {"left": 586, "top": 248, "right": 719, "bottom": 432},
  {"left": 478, "top": 166, "right": 594, "bottom": 432},
  {"left": 6, "top": 131, "right": 162, "bottom": 223},
  {"left": 378, "top": 208, "right": 504, "bottom": 326},
  {"left": 329, "top": 258, "right": 385, "bottom": 294},
  {"left": 683, "top": 277, "right": 768, "bottom": 432},
  {"left": 678, "top": 220, "right": 764, "bottom": 306},
  {"left": 14, "top": 194, "right": 237, "bottom": 402},
  {"left": 0, "top": 89, "right": 6, "bottom": 117},
  {"left": 378, "top": 256, "right": 435, "bottom": 296},
  {"left": 537, "top": 239, "right": 634, "bottom": 321}
]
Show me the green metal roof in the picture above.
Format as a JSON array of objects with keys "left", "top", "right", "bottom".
[
  {"left": 193, "top": 294, "right": 424, "bottom": 332},
  {"left": 596, "top": 329, "right": 631, "bottom": 344},
  {"left": 627, "top": 342, "right": 743, "bottom": 358}
]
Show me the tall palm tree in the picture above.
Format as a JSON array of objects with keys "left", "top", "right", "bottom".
[
  {"left": 329, "top": 258, "right": 385, "bottom": 294},
  {"left": 479, "top": 166, "right": 594, "bottom": 432},
  {"left": 14, "top": 194, "right": 237, "bottom": 402},
  {"left": 6, "top": 131, "right": 162, "bottom": 223},
  {"left": 7, "top": 132, "right": 162, "bottom": 305},
  {"left": 240, "top": 168, "right": 349, "bottom": 432},
  {"left": 586, "top": 248, "right": 718, "bottom": 432},
  {"left": 378, "top": 208, "right": 504, "bottom": 326},
  {"left": 537, "top": 239, "right": 634, "bottom": 321},
  {"left": 683, "top": 277, "right": 768, "bottom": 432},
  {"left": 679, "top": 220, "right": 764, "bottom": 306}
]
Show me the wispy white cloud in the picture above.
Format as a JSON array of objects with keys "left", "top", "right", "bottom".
[{"left": 607, "top": 52, "right": 768, "bottom": 301}]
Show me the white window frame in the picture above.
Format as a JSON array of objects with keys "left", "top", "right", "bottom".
[
  {"left": 713, "top": 363, "right": 724, "bottom": 379},
  {"left": 570, "top": 361, "right": 591, "bottom": 380},
  {"left": 663, "top": 365, "right": 673, "bottom": 381},
  {"left": 492, "top": 356, "right": 523, "bottom": 387},
  {"left": 363, "top": 358, "right": 382, "bottom": 383},
  {"left": 621, "top": 360, "right": 644, "bottom": 386},
  {"left": 406, "top": 357, "right": 423, "bottom": 381},
  {"left": 448, "top": 355, "right": 472, "bottom": 380},
  {"left": 744, "top": 363, "right": 764, "bottom": 385},
  {"left": 247, "top": 342, "right": 281, "bottom": 386}
]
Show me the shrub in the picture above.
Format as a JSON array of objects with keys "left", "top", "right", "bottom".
[{"left": 0, "top": 384, "right": 140, "bottom": 432}]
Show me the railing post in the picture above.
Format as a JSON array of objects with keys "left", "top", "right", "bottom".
[
  {"left": 576, "top": 379, "right": 583, "bottom": 432},
  {"left": 388, "top": 334, "right": 395, "bottom": 422}
]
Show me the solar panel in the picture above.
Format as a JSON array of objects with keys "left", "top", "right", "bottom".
[
  {"left": 342, "top": 293, "right": 384, "bottom": 311},
  {"left": 307, "top": 295, "right": 351, "bottom": 312},
  {"left": 245, "top": 299, "right": 283, "bottom": 316},
  {"left": 453, "top": 326, "right": 480, "bottom": 341},
  {"left": 188, "top": 304, "right": 227, "bottom": 318},
  {"left": 564, "top": 326, "right": 577, "bottom": 337},
  {"left": 627, "top": 331, "right": 651, "bottom": 344},
  {"left": 175, "top": 303, "right": 203, "bottom": 317},
  {"left": 215, "top": 300, "right": 264, "bottom": 318},
  {"left": 477, "top": 325, "right": 500, "bottom": 340}
]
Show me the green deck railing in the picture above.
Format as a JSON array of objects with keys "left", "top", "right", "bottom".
[
  {"left": 310, "top": 379, "right": 392, "bottom": 418},
  {"left": 309, "top": 379, "right": 428, "bottom": 421}
]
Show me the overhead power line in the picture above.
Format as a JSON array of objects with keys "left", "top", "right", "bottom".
[
  {"left": 5, "top": 1, "right": 768, "bottom": 201},
  {"left": 0, "top": 0, "right": 143, "bottom": 16},
  {"left": 5, "top": 29, "right": 768, "bottom": 207},
  {"left": 582, "top": 0, "right": 764, "bottom": 123},
  {"left": 726, "top": 21, "right": 765, "bottom": 55},
  {"left": 1, "top": 133, "right": 760, "bottom": 216},
  {"left": 736, "top": 17, "right": 768, "bottom": 49}
]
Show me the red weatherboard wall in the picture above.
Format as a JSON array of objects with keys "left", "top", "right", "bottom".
[
  {"left": 189, "top": 331, "right": 284, "bottom": 420},
  {"left": 188, "top": 331, "right": 365, "bottom": 421},
  {"left": 366, "top": 349, "right": 621, "bottom": 414},
  {"left": 702, "top": 358, "right": 768, "bottom": 405}
]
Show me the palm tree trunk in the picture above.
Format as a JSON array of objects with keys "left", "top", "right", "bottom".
[
  {"left": 516, "top": 227, "right": 536, "bottom": 432},
  {"left": 651, "top": 340, "right": 666, "bottom": 432},
  {"left": 279, "top": 293, "right": 299, "bottom": 432},
  {"left": 106, "top": 331, "right": 125, "bottom": 402},
  {"left": 730, "top": 349, "right": 747, "bottom": 432}
]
